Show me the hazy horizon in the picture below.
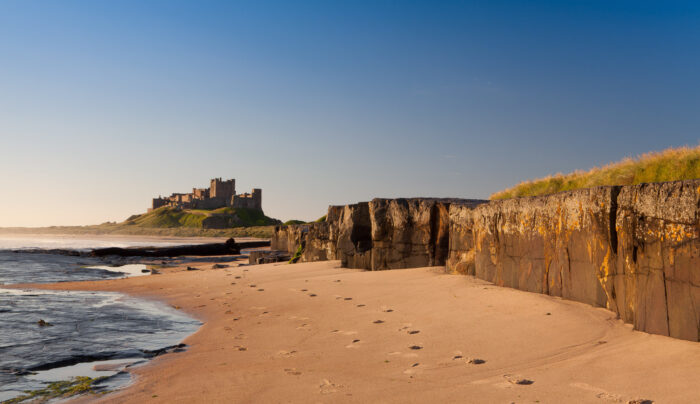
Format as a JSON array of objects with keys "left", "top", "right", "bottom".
[{"left": 2, "top": 1, "right": 699, "bottom": 227}]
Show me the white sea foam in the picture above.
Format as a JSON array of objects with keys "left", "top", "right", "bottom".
[{"left": 85, "top": 264, "right": 151, "bottom": 278}]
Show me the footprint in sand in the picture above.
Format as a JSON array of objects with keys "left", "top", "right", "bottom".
[
  {"left": 344, "top": 297, "right": 353, "bottom": 301},
  {"left": 231, "top": 282, "right": 236, "bottom": 285},
  {"left": 403, "top": 363, "right": 421, "bottom": 376},
  {"left": 301, "top": 289, "right": 308, "bottom": 292},
  {"left": 383, "top": 309, "right": 393, "bottom": 312},
  {"left": 407, "top": 330, "right": 420, "bottom": 335},
  {"left": 285, "top": 368, "right": 302, "bottom": 376},
  {"left": 345, "top": 339, "right": 361, "bottom": 348},
  {"left": 309, "top": 294, "right": 317, "bottom": 297},
  {"left": 319, "top": 379, "right": 342, "bottom": 395},
  {"left": 277, "top": 350, "right": 297, "bottom": 357},
  {"left": 257, "top": 289, "right": 265, "bottom": 292},
  {"left": 467, "top": 358, "right": 486, "bottom": 365},
  {"left": 504, "top": 374, "right": 533, "bottom": 385},
  {"left": 235, "top": 276, "right": 242, "bottom": 279},
  {"left": 249, "top": 284, "right": 257, "bottom": 288},
  {"left": 595, "top": 392, "right": 623, "bottom": 402},
  {"left": 356, "top": 304, "right": 366, "bottom": 307},
  {"left": 334, "top": 280, "right": 341, "bottom": 283},
  {"left": 408, "top": 345, "right": 422, "bottom": 350},
  {"left": 373, "top": 320, "right": 385, "bottom": 324}
]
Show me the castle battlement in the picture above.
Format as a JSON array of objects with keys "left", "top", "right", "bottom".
[{"left": 150, "top": 178, "right": 262, "bottom": 212}]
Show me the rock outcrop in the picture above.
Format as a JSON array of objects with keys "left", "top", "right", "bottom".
[
  {"left": 614, "top": 181, "right": 700, "bottom": 341},
  {"left": 468, "top": 187, "right": 618, "bottom": 307},
  {"left": 335, "top": 202, "right": 373, "bottom": 268},
  {"left": 369, "top": 198, "right": 484, "bottom": 270}
]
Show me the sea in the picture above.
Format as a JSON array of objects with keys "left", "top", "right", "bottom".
[{"left": 0, "top": 235, "right": 202, "bottom": 402}]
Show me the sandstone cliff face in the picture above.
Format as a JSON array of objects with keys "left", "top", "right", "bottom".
[
  {"left": 369, "top": 199, "right": 484, "bottom": 270},
  {"left": 369, "top": 199, "right": 443, "bottom": 270},
  {"left": 335, "top": 203, "right": 373, "bottom": 268},
  {"left": 614, "top": 180, "right": 700, "bottom": 340},
  {"left": 446, "top": 203, "right": 478, "bottom": 275},
  {"left": 271, "top": 225, "right": 307, "bottom": 254},
  {"left": 300, "top": 222, "right": 333, "bottom": 262},
  {"left": 469, "top": 187, "right": 618, "bottom": 307}
]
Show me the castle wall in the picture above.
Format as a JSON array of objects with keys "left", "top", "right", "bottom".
[
  {"left": 232, "top": 188, "right": 263, "bottom": 211},
  {"left": 152, "top": 198, "right": 167, "bottom": 210}
]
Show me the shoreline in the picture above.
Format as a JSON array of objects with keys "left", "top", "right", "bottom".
[{"left": 17, "top": 257, "right": 700, "bottom": 403}]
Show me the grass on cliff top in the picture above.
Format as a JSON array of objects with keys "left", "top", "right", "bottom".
[
  {"left": 491, "top": 145, "right": 700, "bottom": 200},
  {"left": 282, "top": 215, "right": 326, "bottom": 226}
]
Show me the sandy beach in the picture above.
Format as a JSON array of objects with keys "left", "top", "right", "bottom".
[{"left": 25, "top": 258, "right": 700, "bottom": 403}]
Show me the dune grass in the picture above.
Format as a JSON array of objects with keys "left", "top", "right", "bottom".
[{"left": 491, "top": 145, "right": 700, "bottom": 200}]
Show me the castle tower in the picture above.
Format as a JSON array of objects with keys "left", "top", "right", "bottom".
[
  {"left": 252, "top": 188, "right": 262, "bottom": 210},
  {"left": 210, "top": 178, "right": 235, "bottom": 200}
]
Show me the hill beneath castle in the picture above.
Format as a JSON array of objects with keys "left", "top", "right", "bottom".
[
  {"left": 0, "top": 207, "right": 282, "bottom": 239},
  {"left": 125, "top": 207, "right": 281, "bottom": 229}
]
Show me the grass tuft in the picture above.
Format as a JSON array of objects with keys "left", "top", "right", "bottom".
[{"left": 289, "top": 244, "right": 304, "bottom": 264}]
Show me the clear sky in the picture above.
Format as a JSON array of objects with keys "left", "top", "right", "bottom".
[{"left": 1, "top": 1, "right": 698, "bottom": 226}]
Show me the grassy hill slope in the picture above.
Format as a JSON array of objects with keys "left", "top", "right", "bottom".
[
  {"left": 491, "top": 145, "right": 700, "bottom": 200},
  {"left": 125, "top": 207, "right": 280, "bottom": 229}
]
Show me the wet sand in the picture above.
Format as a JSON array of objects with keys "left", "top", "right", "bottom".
[{"left": 30, "top": 259, "right": 700, "bottom": 403}]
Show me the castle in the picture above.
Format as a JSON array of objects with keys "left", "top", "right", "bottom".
[{"left": 150, "top": 178, "right": 262, "bottom": 211}]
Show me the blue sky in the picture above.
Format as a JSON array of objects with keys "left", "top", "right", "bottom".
[{"left": 1, "top": 1, "right": 698, "bottom": 226}]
